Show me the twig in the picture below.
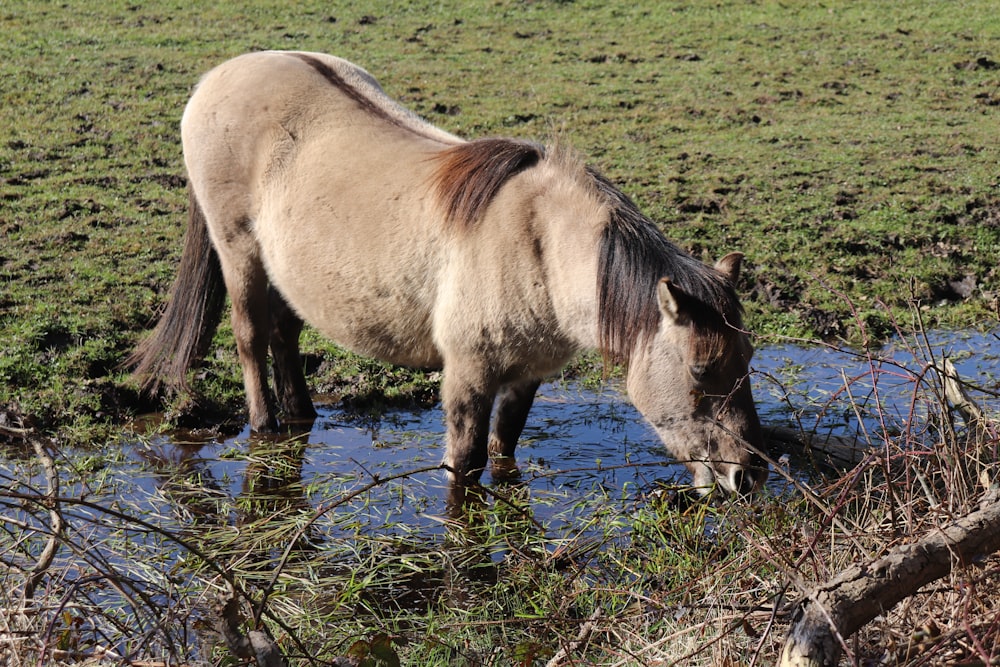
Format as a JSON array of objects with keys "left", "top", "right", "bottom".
[
  {"left": 3, "top": 488, "right": 310, "bottom": 661},
  {"left": 938, "top": 358, "right": 987, "bottom": 428},
  {"left": 546, "top": 608, "right": 603, "bottom": 667},
  {"left": 0, "top": 423, "right": 32, "bottom": 438},
  {"left": 216, "top": 592, "right": 288, "bottom": 667},
  {"left": 24, "top": 439, "right": 63, "bottom": 601},
  {"left": 778, "top": 493, "right": 1000, "bottom": 666},
  {"left": 763, "top": 426, "right": 866, "bottom": 469}
]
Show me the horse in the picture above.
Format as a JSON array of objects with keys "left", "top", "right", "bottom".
[{"left": 129, "top": 51, "right": 767, "bottom": 495}]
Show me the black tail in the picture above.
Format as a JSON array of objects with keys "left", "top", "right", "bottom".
[{"left": 128, "top": 186, "right": 227, "bottom": 396}]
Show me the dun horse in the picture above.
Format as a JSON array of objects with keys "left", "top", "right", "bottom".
[{"left": 130, "top": 51, "right": 767, "bottom": 494}]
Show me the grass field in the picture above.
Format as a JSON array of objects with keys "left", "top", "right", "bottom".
[
  {"left": 1, "top": 1, "right": 999, "bottom": 664},
  {"left": 1, "top": 0, "right": 999, "bottom": 436}
]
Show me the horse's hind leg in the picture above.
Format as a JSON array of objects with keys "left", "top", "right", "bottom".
[
  {"left": 488, "top": 378, "right": 541, "bottom": 478},
  {"left": 206, "top": 211, "right": 277, "bottom": 431},
  {"left": 269, "top": 287, "right": 317, "bottom": 421},
  {"left": 229, "top": 263, "right": 277, "bottom": 431}
]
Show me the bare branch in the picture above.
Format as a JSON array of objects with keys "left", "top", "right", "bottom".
[
  {"left": 23, "top": 440, "right": 63, "bottom": 601},
  {"left": 778, "top": 494, "right": 1000, "bottom": 667},
  {"left": 215, "top": 594, "right": 288, "bottom": 667}
]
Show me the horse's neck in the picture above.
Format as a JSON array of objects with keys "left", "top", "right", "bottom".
[{"left": 528, "top": 175, "right": 605, "bottom": 352}]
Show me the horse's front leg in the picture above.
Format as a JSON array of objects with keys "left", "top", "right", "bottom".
[
  {"left": 488, "top": 378, "right": 541, "bottom": 479},
  {"left": 440, "top": 365, "right": 496, "bottom": 485}
]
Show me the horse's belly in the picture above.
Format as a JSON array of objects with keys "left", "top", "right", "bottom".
[
  {"left": 267, "top": 259, "right": 444, "bottom": 369},
  {"left": 313, "top": 309, "right": 444, "bottom": 370}
]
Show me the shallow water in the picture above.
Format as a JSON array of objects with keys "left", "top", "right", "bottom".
[
  {"left": 132, "top": 381, "right": 679, "bottom": 538},
  {"left": 754, "top": 329, "right": 999, "bottom": 444},
  {"left": 127, "top": 329, "right": 1000, "bottom": 534}
]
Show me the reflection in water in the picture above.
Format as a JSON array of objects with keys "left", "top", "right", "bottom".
[
  {"left": 137, "top": 428, "right": 322, "bottom": 569},
  {"left": 136, "top": 380, "right": 683, "bottom": 541}
]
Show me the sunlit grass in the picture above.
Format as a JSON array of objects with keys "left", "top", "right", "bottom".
[{"left": 1, "top": 0, "right": 999, "bottom": 443}]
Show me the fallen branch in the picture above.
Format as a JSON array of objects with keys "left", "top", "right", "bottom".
[
  {"left": 24, "top": 439, "right": 63, "bottom": 600},
  {"left": 777, "top": 490, "right": 1000, "bottom": 667}
]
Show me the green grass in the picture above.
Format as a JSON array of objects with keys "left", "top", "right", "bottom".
[{"left": 1, "top": 0, "right": 998, "bottom": 439}]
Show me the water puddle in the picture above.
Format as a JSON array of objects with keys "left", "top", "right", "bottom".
[
  {"left": 124, "top": 329, "right": 1000, "bottom": 536},
  {"left": 131, "top": 381, "right": 683, "bottom": 539}
]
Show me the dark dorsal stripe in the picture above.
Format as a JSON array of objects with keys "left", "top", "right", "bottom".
[
  {"left": 590, "top": 168, "right": 742, "bottom": 365},
  {"left": 287, "top": 54, "right": 540, "bottom": 229},
  {"left": 285, "top": 53, "right": 403, "bottom": 128},
  {"left": 287, "top": 52, "right": 449, "bottom": 145},
  {"left": 430, "top": 138, "right": 543, "bottom": 228}
]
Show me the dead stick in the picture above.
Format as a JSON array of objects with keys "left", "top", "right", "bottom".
[
  {"left": 24, "top": 439, "right": 64, "bottom": 600},
  {"left": 546, "top": 608, "right": 603, "bottom": 667},
  {"left": 216, "top": 594, "right": 288, "bottom": 667},
  {"left": 939, "top": 358, "right": 986, "bottom": 427}
]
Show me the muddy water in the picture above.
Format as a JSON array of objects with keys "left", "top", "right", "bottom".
[{"left": 128, "top": 330, "right": 1000, "bottom": 535}]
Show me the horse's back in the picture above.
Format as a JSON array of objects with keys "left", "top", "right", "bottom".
[{"left": 183, "top": 51, "right": 459, "bottom": 161}]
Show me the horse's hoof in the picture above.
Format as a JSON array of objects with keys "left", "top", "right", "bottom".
[{"left": 490, "top": 456, "right": 522, "bottom": 483}]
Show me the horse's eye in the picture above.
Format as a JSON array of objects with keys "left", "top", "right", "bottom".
[{"left": 689, "top": 363, "right": 708, "bottom": 381}]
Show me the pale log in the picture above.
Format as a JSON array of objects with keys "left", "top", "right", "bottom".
[{"left": 778, "top": 495, "right": 1000, "bottom": 666}]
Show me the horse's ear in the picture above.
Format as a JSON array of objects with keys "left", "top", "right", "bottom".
[
  {"left": 657, "top": 278, "right": 683, "bottom": 322},
  {"left": 715, "top": 252, "right": 744, "bottom": 283}
]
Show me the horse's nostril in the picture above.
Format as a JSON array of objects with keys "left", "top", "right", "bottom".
[{"left": 730, "top": 467, "right": 759, "bottom": 495}]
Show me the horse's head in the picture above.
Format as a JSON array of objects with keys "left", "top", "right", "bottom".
[{"left": 625, "top": 253, "right": 766, "bottom": 496}]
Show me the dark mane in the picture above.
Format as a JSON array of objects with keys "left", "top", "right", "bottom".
[
  {"left": 430, "top": 138, "right": 543, "bottom": 228},
  {"left": 591, "top": 168, "right": 743, "bottom": 365}
]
